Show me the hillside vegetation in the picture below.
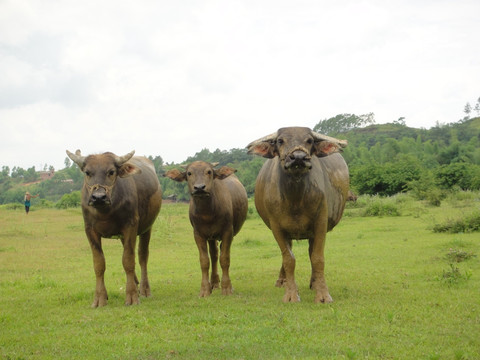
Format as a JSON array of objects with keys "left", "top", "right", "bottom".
[{"left": 1, "top": 116, "right": 480, "bottom": 205}]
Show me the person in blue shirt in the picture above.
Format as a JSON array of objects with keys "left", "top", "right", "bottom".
[{"left": 24, "top": 192, "right": 39, "bottom": 214}]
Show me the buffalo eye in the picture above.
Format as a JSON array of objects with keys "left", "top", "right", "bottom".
[
  {"left": 277, "top": 138, "right": 284, "bottom": 145},
  {"left": 207, "top": 170, "right": 212, "bottom": 175},
  {"left": 85, "top": 171, "right": 91, "bottom": 177},
  {"left": 187, "top": 171, "right": 192, "bottom": 176},
  {"left": 108, "top": 170, "right": 115, "bottom": 176},
  {"left": 306, "top": 138, "right": 313, "bottom": 145}
]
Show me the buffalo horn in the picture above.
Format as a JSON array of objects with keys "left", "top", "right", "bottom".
[
  {"left": 114, "top": 150, "right": 135, "bottom": 166},
  {"left": 66, "top": 149, "right": 86, "bottom": 168},
  {"left": 311, "top": 132, "right": 348, "bottom": 148}
]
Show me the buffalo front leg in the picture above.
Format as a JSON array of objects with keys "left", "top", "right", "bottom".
[
  {"left": 86, "top": 228, "right": 108, "bottom": 308},
  {"left": 219, "top": 231, "right": 233, "bottom": 295},
  {"left": 208, "top": 239, "right": 220, "bottom": 290},
  {"left": 275, "top": 239, "right": 292, "bottom": 288},
  {"left": 194, "top": 231, "right": 211, "bottom": 297},
  {"left": 138, "top": 230, "right": 151, "bottom": 297},
  {"left": 272, "top": 226, "right": 299, "bottom": 302},
  {"left": 122, "top": 229, "right": 140, "bottom": 305},
  {"left": 309, "top": 234, "right": 333, "bottom": 303}
]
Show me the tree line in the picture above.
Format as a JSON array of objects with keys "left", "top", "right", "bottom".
[{"left": 1, "top": 113, "right": 479, "bottom": 207}]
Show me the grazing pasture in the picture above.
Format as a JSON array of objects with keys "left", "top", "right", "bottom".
[{"left": 1, "top": 194, "right": 479, "bottom": 359}]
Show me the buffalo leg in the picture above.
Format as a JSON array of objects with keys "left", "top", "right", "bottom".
[
  {"left": 138, "top": 230, "right": 151, "bottom": 297},
  {"left": 85, "top": 228, "right": 108, "bottom": 308},
  {"left": 194, "top": 231, "right": 211, "bottom": 297},
  {"left": 275, "top": 239, "right": 292, "bottom": 287},
  {"left": 309, "top": 231, "right": 333, "bottom": 303},
  {"left": 275, "top": 266, "right": 286, "bottom": 287},
  {"left": 121, "top": 238, "right": 139, "bottom": 285},
  {"left": 208, "top": 239, "right": 220, "bottom": 290},
  {"left": 219, "top": 231, "right": 233, "bottom": 295},
  {"left": 122, "top": 229, "right": 140, "bottom": 305},
  {"left": 271, "top": 225, "right": 299, "bottom": 302}
]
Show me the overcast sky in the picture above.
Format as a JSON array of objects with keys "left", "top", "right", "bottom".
[{"left": 1, "top": 0, "right": 479, "bottom": 171}]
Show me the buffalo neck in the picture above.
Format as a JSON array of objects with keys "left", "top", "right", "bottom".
[{"left": 277, "top": 163, "right": 315, "bottom": 204}]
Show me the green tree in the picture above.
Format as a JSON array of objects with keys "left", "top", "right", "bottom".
[
  {"left": 463, "top": 102, "right": 472, "bottom": 121},
  {"left": 313, "top": 113, "right": 375, "bottom": 135}
]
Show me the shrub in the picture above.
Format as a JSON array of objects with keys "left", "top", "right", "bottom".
[
  {"left": 440, "top": 264, "right": 472, "bottom": 285},
  {"left": 433, "top": 211, "right": 480, "bottom": 233},
  {"left": 362, "top": 200, "right": 400, "bottom": 217},
  {"left": 56, "top": 191, "right": 81, "bottom": 209},
  {"left": 445, "top": 248, "right": 477, "bottom": 263},
  {"left": 1, "top": 203, "right": 23, "bottom": 210}
]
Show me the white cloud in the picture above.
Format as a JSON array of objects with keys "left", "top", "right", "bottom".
[{"left": 1, "top": 0, "right": 479, "bottom": 171}]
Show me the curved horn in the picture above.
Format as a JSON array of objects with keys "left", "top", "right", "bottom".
[
  {"left": 66, "top": 149, "right": 86, "bottom": 168},
  {"left": 311, "top": 131, "right": 348, "bottom": 148},
  {"left": 246, "top": 131, "right": 278, "bottom": 153},
  {"left": 114, "top": 150, "right": 135, "bottom": 166}
]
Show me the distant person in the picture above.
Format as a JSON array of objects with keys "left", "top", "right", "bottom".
[{"left": 24, "top": 192, "right": 39, "bottom": 214}]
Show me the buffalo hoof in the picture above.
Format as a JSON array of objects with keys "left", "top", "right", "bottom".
[
  {"left": 199, "top": 287, "right": 212, "bottom": 298},
  {"left": 314, "top": 292, "right": 333, "bottom": 303},
  {"left": 125, "top": 292, "right": 140, "bottom": 306},
  {"left": 91, "top": 292, "right": 108, "bottom": 308},
  {"left": 140, "top": 282, "right": 151, "bottom": 297},
  {"left": 282, "top": 290, "right": 301, "bottom": 303},
  {"left": 222, "top": 286, "right": 233, "bottom": 295},
  {"left": 91, "top": 297, "right": 108, "bottom": 308},
  {"left": 211, "top": 274, "right": 220, "bottom": 289}
]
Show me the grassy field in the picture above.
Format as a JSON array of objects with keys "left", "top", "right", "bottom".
[{"left": 0, "top": 194, "right": 479, "bottom": 359}]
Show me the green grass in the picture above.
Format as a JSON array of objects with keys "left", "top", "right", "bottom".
[{"left": 1, "top": 195, "right": 479, "bottom": 359}]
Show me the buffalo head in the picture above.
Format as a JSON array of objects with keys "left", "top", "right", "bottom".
[
  {"left": 247, "top": 127, "right": 347, "bottom": 177},
  {"left": 66, "top": 149, "right": 141, "bottom": 209},
  {"left": 164, "top": 161, "right": 236, "bottom": 198}
]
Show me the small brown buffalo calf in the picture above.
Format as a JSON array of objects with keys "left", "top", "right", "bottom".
[{"left": 164, "top": 161, "right": 248, "bottom": 297}]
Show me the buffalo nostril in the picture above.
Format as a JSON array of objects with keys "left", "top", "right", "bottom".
[
  {"left": 292, "top": 151, "right": 306, "bottom": 160},
  {"left": 194, "top": 184, "right": 206, "bottom": 191},
  {"left": 91, "top": 193, "right": 107, "bottom": 202}
]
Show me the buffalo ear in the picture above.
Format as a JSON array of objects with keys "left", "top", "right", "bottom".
[
  {"left": 118, "top": 163, "right": 141, "bottom": 178},
  {"left": 247, "top": 142, "right": 277, "bottom": 158},
  {"left": 247, "top": 131, "right": 279, "bottom": 158},
  {"left": 313, "top": 141, "right": 342, "bottom": 157},
  {"left": 163, "top": 169, "right": 187, "bottom": 182},
  {"left": 214, "top": 166, "right": 236, "bottom": 180}
]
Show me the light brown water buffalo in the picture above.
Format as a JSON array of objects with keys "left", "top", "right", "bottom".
[
  {"left": 66, "top": 150, "right": 162, "bottom": 307},
  {"left": 164, "top": 161, "right": 248, "bottom": 297},
  {"left": 247, "top": 127, "right": 349, "bottom": 303}
]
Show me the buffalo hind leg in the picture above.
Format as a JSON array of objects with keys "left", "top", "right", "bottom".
[
  {"left": 276, "top": 265, "right": 286, "bottom": 287},
  {"left": 138, "top": 230, "right": 151, "bottom": 297}
]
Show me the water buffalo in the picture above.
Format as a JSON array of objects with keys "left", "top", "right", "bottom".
[
  {"left": 66, "top": 150, "right": 162, "bottom": 307},
  {"left": 247, "top": 127, "right": 349, "bottom": 303},
  {"left": 164, "top": 161, "right": 248, "bottom": 297}
]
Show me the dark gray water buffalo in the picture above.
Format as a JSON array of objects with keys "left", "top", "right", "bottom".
[
  {"left": 247, "top": 127, "right": 349, "bottom": 303},
  {"left": 66, "top": 150, "right": 162, "bottom": 307},
  {"left": 164, "top": 161, "right": 248, "bottom": 297}
]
